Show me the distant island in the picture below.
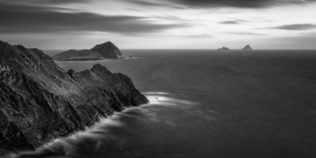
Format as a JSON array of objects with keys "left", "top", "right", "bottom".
[
  {"left": 216, "top": 45, "right": 253, "bottom": 51},
  {"left": 53, "top": 41, "right": 123, "bottom": 61},
  {"left": 217, "top": 46, "right": 230, "bottom": 51},
  {"left": 242, "top": 45, "right": 253, "bottom": 51}
]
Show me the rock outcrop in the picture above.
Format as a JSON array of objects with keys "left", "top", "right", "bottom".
[
  {"left": 0, "top": 41, "right": 148, "bottom": 155},
  {"left": 242, "top": 45, "right": 253, "bottom": 51},
  {"left": 217, "top": 46, "right": 230, "bottom": 51},
  {"left": 53, "top": 41, "right": 123, "bottom": 61}
]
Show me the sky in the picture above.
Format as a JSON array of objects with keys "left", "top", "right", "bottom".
[{"left": 0, "top": 0, "right": 316, "bottom": 49}]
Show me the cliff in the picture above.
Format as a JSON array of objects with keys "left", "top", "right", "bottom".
[
  {"left": 0, "top": 41, "right": 148, "bottom": 155},
  {"left": 53, "top": 41, "right": 123, "bottom": 61}
]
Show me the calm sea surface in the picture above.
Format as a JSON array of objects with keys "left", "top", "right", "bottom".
[{"left": 15, "top": 50, "right": 316, "bottom": 158}]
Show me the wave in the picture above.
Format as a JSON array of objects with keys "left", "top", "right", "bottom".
[{"left": 8, "top": 91, "right": 202, "bottom": 158}]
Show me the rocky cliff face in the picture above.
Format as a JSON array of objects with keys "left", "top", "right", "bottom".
[
  {"left": 53, "top": 41, "right": 123, "bottom": 61},
  {"left": 0, "top": 41, "right": 148, "bottom": 155}
]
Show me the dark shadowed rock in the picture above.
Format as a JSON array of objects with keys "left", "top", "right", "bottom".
[
  {"left": 217, "top": 46, "right": 230, "bottom": 51},
  {"left": 53, "top": 41, "right": 123, "bottom": 61},
  {"left": 242, "top": 44, "right": 253, "bottom": 51},
  {"left": 91, "top": 41, "right": 122, "bottom": 58},
  {"left": 0, "top": 41, "right": 148, "bottom": 156}
]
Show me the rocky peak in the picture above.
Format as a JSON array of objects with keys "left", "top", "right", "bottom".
[
  {"left": 1, "top": 42, "right": 70, "bottom": 84},
  {"left": 91, "top": 41, "right": 122, "bottom": 58},
  {"left": 92, "top": 41, "right": 115, "bottom": 49},
  {"left": 242, "top": 44, "right": 253, "bottom": 51},
  {"left": 91, "top": 64, "right": 112, "bottom": 74},
  {"left": 217, "top": 46, "right": 230, "bottom": 51}
]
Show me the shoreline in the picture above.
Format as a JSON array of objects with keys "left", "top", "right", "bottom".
[{"left": 7, "top": 95, "right": 152, "bottom": 158}]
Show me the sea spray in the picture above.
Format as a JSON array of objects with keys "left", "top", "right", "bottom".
[
  {"left": 11, "top": 92, "right": 220, "bottom": 158},
  {"left": 9, "top": 92, "right": 214, "bottom": 158}
]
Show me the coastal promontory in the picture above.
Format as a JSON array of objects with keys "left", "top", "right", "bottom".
[{"left": 0, "top": 41, "right": 148, "bottom": 155}]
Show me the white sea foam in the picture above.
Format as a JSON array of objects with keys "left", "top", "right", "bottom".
[
  {"left": 143, "top": 91, "right": 170, "bottom": 95},
  {"left": 11, "top": 91, "right": 204, "bottom": 158},
  {"left": 145, "top": 94, "right": 198, "bottom": 107}
]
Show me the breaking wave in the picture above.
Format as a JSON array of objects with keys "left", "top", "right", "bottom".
[{"left": 9, "top": 91, "right": 215, "bottom": 158}]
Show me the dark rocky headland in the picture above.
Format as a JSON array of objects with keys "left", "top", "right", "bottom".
[
  {"left": 53, "top": 41, "right": 123, "bottom": 61},
  {"left": 0, "top": 41, "right": 148, "bottom": 156}
]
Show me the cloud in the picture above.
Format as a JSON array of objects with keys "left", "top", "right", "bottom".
[
  {"left": 220, "top": 19, "right": 248, "bottom": 24},
  {"left": 3, "top": 0, "right": 90, "bottom": 5},
  {"left": 226, "top": 31, "right": 266, "bottom": 36},
  {"left": 271, "top": 24, "right": 316, "bottom": 30},
  {"left": 127, "top": 0, "right": 165, "bottom": 7},
  {"left": 185, "top": 34, "right": 213, "bottom": 38},
  {"left": 220, "top": 21, "right": 241, "bottom": 24},
  {"left": 0, "top": 3, "right": 189, "bottom": 35},
  {"left": 127, "top": 0, "right": 316, "bottom": 8},
  {"left": 219, "top": 18, "right": 251, "bottom": 25},
  {"left": 7, "top": 0, "right": 316, "bottom": 9},
  {"left": 125, "top": 0, "right": 186, "bottom": 9},
  {"left": 48, "top": 0, "right": 88, "bottom": 3}
]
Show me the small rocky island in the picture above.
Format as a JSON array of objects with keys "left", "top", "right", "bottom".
[
  {"left": 53, "top": 41, "right": 123, "bottom": 61},
  {"left": 242, "top": 44, "right": 253, "bottom": 51},
  {"left": 0, "top": 41, "right": 148, "bottom": 155},
  {"left": 217, "top": 46, "right": 230, "bottom": 51}
]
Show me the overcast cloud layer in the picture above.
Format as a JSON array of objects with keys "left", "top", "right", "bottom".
[
  {"left": 0, "top": 3, "right": 188, "bottom": 34},
  {"left": 0, "top": 0, "right": 316, "bottom": 49},
  {"left": 127, "top": 0, "right": 316, "bottom": 8}
]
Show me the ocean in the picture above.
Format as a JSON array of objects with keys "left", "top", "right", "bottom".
[{"left": 14, "top": 50, "right": 316, "bottom": 158}]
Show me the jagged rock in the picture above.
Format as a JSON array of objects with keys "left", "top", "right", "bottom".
[
  {"left": 242, "top": 45, "right": 253, "bottom": 51},
  {"left": 53, "top": 41, "right": 123, "bottom": 61},
  {"left": 0, "top": 41, "right": 148, "bottom": 155},
  {"left": 217, "top": 46, "right": 230, "bottom": 51}
]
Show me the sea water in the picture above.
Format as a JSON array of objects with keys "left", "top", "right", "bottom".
[{"left": 13, "top": 50, "right": 316, "bottom": 158}]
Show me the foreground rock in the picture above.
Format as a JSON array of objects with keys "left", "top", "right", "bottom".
[
  {"left": 242, "top": 44, "right": 253, "bottom": 51},
  {"left": 53, "top": 41, "right": 123, "bottom": 61},
  {"left": 0, "top": 41, "right": 148, "bottom": 155}
]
